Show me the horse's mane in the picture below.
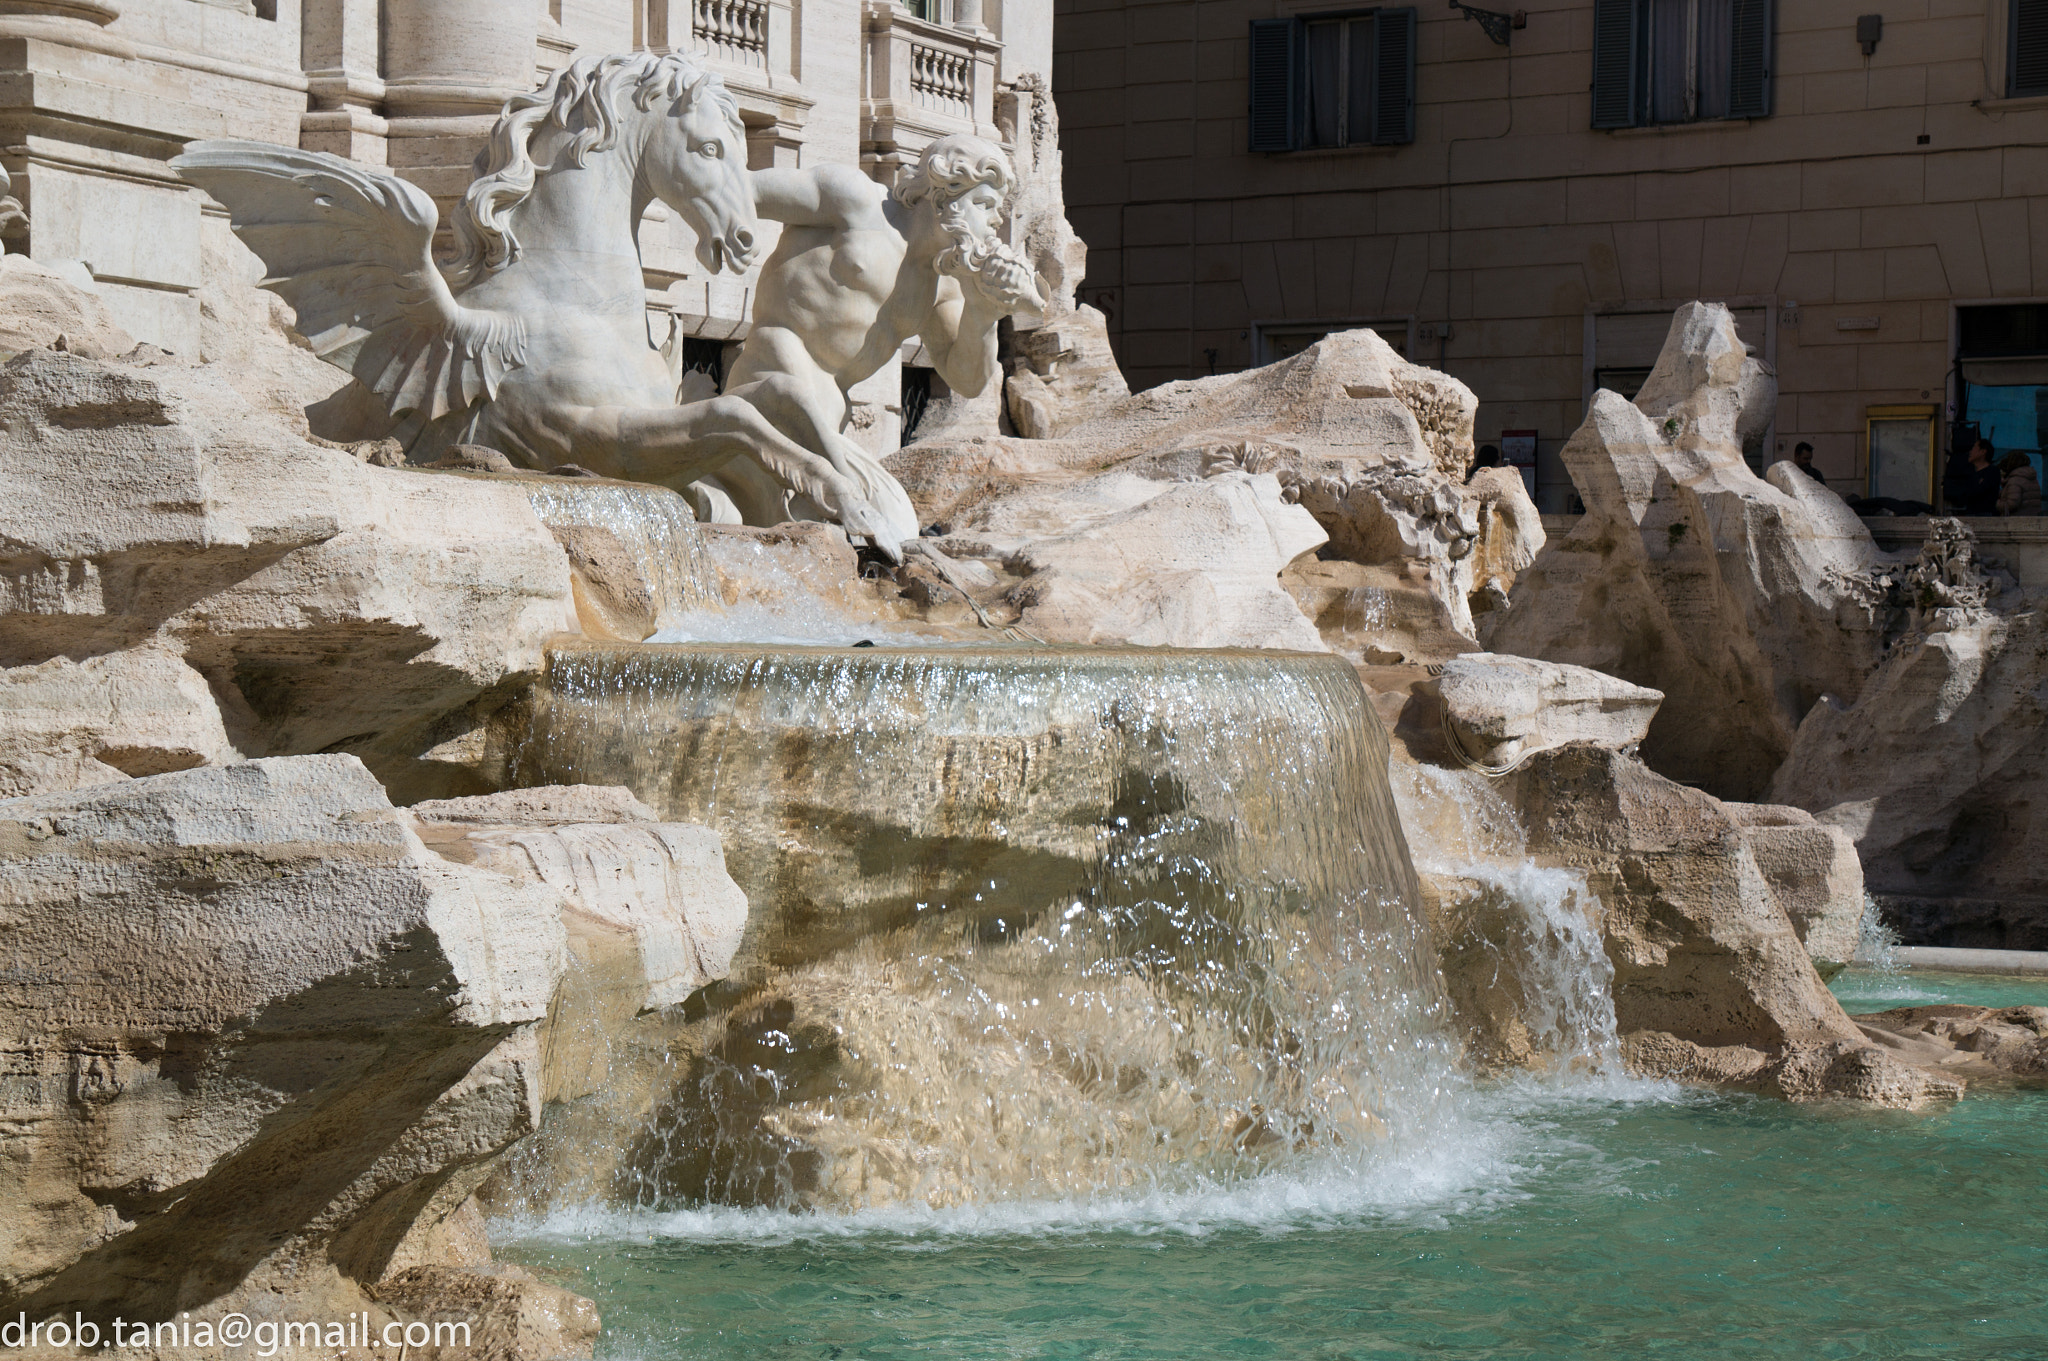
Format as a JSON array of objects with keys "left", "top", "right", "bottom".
[{"left": 449, "top": 51, "right": 743, "bottom": 286}]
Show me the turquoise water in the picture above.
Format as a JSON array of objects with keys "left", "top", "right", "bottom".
[
  {"left": 497, "top": 972, "right": 2048, "bottom": 1360},
  {"left": 1830, "top": 966, "right": 2048, "bottom": 1014}
]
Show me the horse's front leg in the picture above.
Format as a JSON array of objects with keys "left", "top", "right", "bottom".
[{"left": 549, "top": 396, "right": 904, "bottom": 559}]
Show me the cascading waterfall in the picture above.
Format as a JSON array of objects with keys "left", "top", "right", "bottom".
[
  {"left": 1390, "top": 760, "right": 1624, "bottom": 1074},
  {"left": 485, "top": 642, "right": 1463, "bottom": 1214},
  {"left": 519, "top": 478, "right": 938, "bottom": 645},
  {"left": 520, "top": 480, "right": 722, "bottom": 628}
]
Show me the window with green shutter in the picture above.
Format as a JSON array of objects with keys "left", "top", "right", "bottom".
[
  {"left": 2013, "top": 0, "right": 2048, "bottom": 97},
  {"left": 1591, "top": 0, "right": 1772, "bottom": 128},
  {"left": 1246, "top": 9, "right": 1417, "bottom": 152}
]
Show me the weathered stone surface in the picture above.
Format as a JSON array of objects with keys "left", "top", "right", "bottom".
[
  {"left": 1620, "top": 1029, "right": 1770, "bottom": 1084},
  {"left": 1388, "top": 718, "right": 1865, "bottom": 1066},
  {"left": 1501, "top": 745, "right": 1863, "bottom": 1051},
  {"left": 1483, "top": 303, "right": 1890, "bottom": 800},
  {"left": 373, "top": 1263, "right": 602, "bottom": 1361},
  {"left": 0, "top": 349, "right": 577, "bottom": 798},
  {"left": 1005, "top": 305, "right": 1130, "bottom": 439},
  {"left": 892, "top": 329, "right": 1525, "bottom": 645},
  {"left": 1416, "top": 862, "right": 1612, "bottom": 1076},
  {"left": 1622, "top": 1030, "right": 1966, "bottom": 1108},
  {"left": 411, "top": 795, "right": 749, "bottom": 1012},
  {"left": 1461, "top": 466, "right": 1546, "bottom": 625},
  {"left": 1853, "top": 1005, "right": 2048, "bottom": 1084},
  {"left": 194, "top": 230, "right": 350, "bottom": 437},
  {"left": 996, "top": 472, "right": 1328, "bottom": 650},
  {"left": 1390, "top": 744, "right": 1860, "bottom": 1084},
  {"left": 552, "top": 524, "right": 660, "bottom": 642},
  {"left": 412, "top": 784, "right": 659, "bottom": 828},
  {"left": 0, "top": 255, "right": 135, "bottom": 361},
  {"left": 1771, "top": 564, "right": 2048, "bottom": 950},
  {"left": 0, "top": 756, "right": 569, "bottom": 1324},
  {"left": 1721, "top": 803, "right": 1865, "bottom": 966},
  {"left": 1282, "top": 558, "right": 1478, "bottom": 666},
  {"left": 0, "top": 642, "right": 239, "bottom": 798},
  {"left": 1762, "top": 1038, "right": 1966, "bottom": 1108},
  {"left": 1437, "top": 652, "right": 1663, "bottom": 771}
]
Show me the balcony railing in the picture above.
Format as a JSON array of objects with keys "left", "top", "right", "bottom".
[
  {"left": 910, "top": 41, "right": 971, "bottom": 116},
  {"left": 862, "top": 1, "right": 999, "bottom": 176},
  {"left": 693, "top": 0, "right": 768, "bottom": 70}
]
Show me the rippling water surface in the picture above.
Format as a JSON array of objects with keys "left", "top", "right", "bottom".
[{"left": 496, "top": 966, "right": 2048, "bottom": 1361}]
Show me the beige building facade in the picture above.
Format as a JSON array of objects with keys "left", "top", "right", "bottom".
[
  {"left": 1056, "top": 0, "right": 2048, "bottom": 509},
  {"left": 0, "top": 0, "right": 1051, "bottom": 445}
]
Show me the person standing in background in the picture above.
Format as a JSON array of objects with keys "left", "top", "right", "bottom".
[
  {"left": 1958, "top": 438, "right": 2003, "bottom": 515},
  {"left": 1997, "top": 450, "right": 2042, "bottom": 516},
  {"left": 1790, "top": 441, "right": 1825, "bottom": 485}
]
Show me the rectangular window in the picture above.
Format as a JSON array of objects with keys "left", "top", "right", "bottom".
[
  {"left": 1956, "top": 303, "right": 2048, "bottom": 509},
  {"left": 2013, "top": 1, "right": 2048, "bottom": 97},
  {"left": 1592, "top": 0, "right": 1772, "bottom": 129},
  {"left": 1247, "top": 9, "right": 1416, "bottom": 152}
]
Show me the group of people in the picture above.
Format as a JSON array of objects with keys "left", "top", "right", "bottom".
[
  {"left": 1792, "top": 439, "right": 2043, "bottom": 517},
  {"left": 1943, "top": 437, "right": 2043, "bottom": 516}
]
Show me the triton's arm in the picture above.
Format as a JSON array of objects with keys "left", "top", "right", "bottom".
[
  {"left": 750, "top": 164, "right": 888, "bottom": 228},
  {"left": 918, "top": 277, "right": 1008, "bottom": 398}
]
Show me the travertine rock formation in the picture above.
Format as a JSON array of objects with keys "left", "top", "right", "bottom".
[
  {"left": 893, "top": 328, "right": 1535, "bottom": 651},
  {"left": 1004, "top": 305, "right": 1130, "bottom": 439},
  {"left": 0, "top": 757, "right": 574, "bottom": 1329},
  {"left": 1483, "top": 303, "right": 1889, "bottom": 800},
  {"left": 0, "top": 347, "right": 577, "bottom": 801},
  {"left": 0, "top": 757, "right": 748, "bottom": 1342},
  {"left": 0, "top": 642, "right": 239, "bottom": 798},
  {"left": 1282, "top": 559, "right": 1479, "bottom": 668},
  {"left": 1852, "top": 1005, "right": 2048, "bottom": 1085},
  {"left": 0, "top": 255, "right": 135, "bottom": 360},
  {"left": 194, "top": 230, "right": 353, "bottom": 437},
  {"left": 1720, "top": 803, "right": 1865, "bottom": 967},
  {"left": 1504, "top": 745, "right": 1862, "bottom": 1050},
  {"left": 1437, "top": 652, "right": 1662, "bottom": 771},
  {"left": 1388, "top": 677, "right": 1875, "bottom": 1090},
  {"left": 1620, "top": 1031, "right": 1966, "bottom": 1109},
  {"left": 1771, "top": 528, "right": 2046, "bottom": 949},
  {"left": 411, "top": 787, "right": 748, "bottom": 1011},
  {"left": 982, "top": 471, "right": 1329, "bottom": 650},
  {"left": 1460, "top": 465, "right": 1547, "bottom": 625}
]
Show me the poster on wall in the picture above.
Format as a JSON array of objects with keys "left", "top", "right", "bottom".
[{"left": 1500, "top": 429, "right": 1538, "bottom": 498}]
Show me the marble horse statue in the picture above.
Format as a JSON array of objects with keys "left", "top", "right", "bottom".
[{"left": 173, "top": 51, "right": 907, "bottom": 554}]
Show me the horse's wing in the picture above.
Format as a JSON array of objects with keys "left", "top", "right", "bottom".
[{"left": 172, "top": 140, "right": 526, "bottom": 423}]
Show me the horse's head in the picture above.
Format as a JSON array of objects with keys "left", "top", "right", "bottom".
[
  {"left": 643, "top": 69, "right": 758, "bottom": 275},
  {"left": 452, "top": 53, "right": 760, "bottom": 286}
]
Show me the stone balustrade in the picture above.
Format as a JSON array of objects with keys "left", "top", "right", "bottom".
[
  {"left": 861, "top": 0, "right": 1000, "bottom": 181},
  {"left": 910, "top": 41, "right": 971, "bottom": 116},
  {"left": 692, "top": 0, "right": 768, "bottom": 71}
]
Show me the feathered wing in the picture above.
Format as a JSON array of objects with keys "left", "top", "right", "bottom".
[{"left": 171, "top": 140, "right": 526, "bottom": 424}]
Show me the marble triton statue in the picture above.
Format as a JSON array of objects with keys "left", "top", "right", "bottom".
[
  {"left": 172, "top": 52, "right": 915, "bottom": 556},
  {"left": 701, "top": 134, "right": 1048, "bottom": 544}
]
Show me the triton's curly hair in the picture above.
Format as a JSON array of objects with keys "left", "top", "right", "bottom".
[{"left": 892, "top": 134, "right": 1014, "bottom": 210}]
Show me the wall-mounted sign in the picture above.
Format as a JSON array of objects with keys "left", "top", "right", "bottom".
[{"left": 1500, "top": 429, "right": 1538, "bottom": 497}]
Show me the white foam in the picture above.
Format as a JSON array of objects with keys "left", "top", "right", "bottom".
[{"left": 494, "top": 1079, "right": 1688, "bottom": 1250}]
